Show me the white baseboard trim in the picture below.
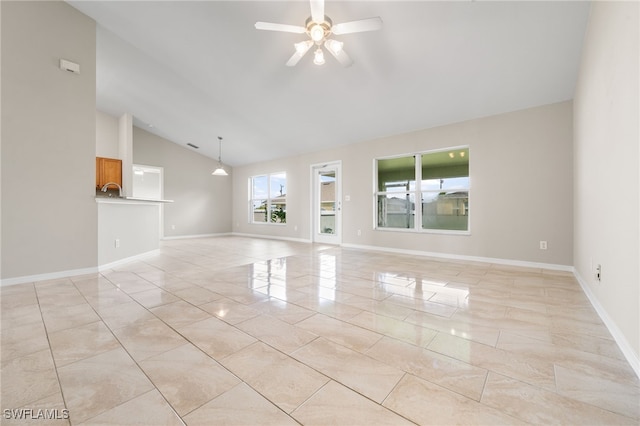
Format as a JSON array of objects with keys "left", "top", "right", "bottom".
[
  {"left": 340, "top": 243, "right": 574, "bottom": 272},
  {"left": 231, "top": 232, "right": 312, "bottom": 244},
  {"left": 98, "top": 249, "right": 161, "bottom": 272},
  {"left": 161, "top": 232, "right": 232, "bottom": 241},
  {"left": 1, "top": 266, "right": 99, "bottom": 287},
  {"left": 573, "top": 270, "right": 640, "bottom": 378},
  {"left": 1, "top": 250, "right": 163, "bottom": 287}
]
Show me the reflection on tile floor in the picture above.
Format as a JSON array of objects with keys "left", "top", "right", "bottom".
[{"left": 1, "top": 236, "right": 639, "bottom": 425}]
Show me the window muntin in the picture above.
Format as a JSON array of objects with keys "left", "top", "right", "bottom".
[
  {"left": 250, "top": 172, "right": 287, "bottom": 224},
  {"left": 376, "top": 148, "right": 469, "bottom": 233}
]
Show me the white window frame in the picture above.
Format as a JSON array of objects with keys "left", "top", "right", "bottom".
[
  {"left": 374, "top": 146, "right": 470, "bottom": 235},
  {"left": 249, "top": 172, "right": 287, "bottom": 225}
]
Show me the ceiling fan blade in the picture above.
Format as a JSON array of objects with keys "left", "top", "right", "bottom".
[
  {"left": 310, "top": 0, "right": 325, "bottom": 23},
  {"left": 255, "top": 22, "right": 306, "bottom": 34},
  {"left": 332, "top": 17, "right": 383, "bottom": 35},
  {"left": 324, "top": 39, "right": 353, "bottom": 67},
  {"left": 286, "top": 40, "right": 313, "bottom": 66}
]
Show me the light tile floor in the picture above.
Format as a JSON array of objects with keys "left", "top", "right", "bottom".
[{"left": 1, "top": 236, "right": 639, "bottom": 425}]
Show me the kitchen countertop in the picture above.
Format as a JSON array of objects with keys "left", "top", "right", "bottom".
[{"left": 95, "top": 196, "right": 174, "bottom": 204}]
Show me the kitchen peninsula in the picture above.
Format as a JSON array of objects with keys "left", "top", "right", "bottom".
[{"left": 96, "top": 112, "right": 173, "bottom": 268}]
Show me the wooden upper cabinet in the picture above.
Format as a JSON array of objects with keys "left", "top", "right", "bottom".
[{"left": 96, "top": 157, "right": 122, "bottom": 190}]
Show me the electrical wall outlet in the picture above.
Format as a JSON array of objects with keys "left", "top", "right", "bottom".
[
  {"left": 539, "top": 240, "right": 547, "bottom": 250},
  {"left": 114, "top": 239, "right": 120, "bottom": 248}
]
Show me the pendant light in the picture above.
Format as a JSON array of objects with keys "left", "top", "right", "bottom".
[{"left": 212, "top": 136, "right": 228, "bottom": 176}]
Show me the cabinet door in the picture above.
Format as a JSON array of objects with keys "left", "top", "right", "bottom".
[
  {"left": 96, "top": 157, "right": 122, "bottom": 189},
  {"left": 102, "top": 158, "right": 122, "bottom": 186}
]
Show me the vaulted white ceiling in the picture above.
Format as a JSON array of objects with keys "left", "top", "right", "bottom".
[{"left": 68, "top": 1, "right": 590, "bottom": 167}]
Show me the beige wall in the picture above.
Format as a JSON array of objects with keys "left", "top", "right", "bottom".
[
  {"left": 1, "top": 1, "right": 97, "bottom": 280},
  {"left": 133, "top": 127, "right": 232, "bottom": 237},
  {"left": 96, "top": 110, "right": 119, "bottom": 158},
  {"left": 574, "top": 2, "right": 639, "bottom": 367},
  {"left": 233, "top": 101, "right": 574, "bottom": 267}
]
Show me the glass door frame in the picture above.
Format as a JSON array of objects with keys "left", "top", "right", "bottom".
[{"left": 310, "top": 161, "right": 342, "bottom": 245}]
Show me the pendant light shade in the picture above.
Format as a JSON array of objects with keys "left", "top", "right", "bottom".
[
  {"left": 212, "top": 166, "right": 228, "bottom": 176},
  {"left": 212, "top": 136, "right": 228, "bottom": 176}
]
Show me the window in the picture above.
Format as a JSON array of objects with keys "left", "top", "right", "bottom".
[
  {"left": 376, "top": 148, "right": 469, "bottom": 233},
  {"left": 250, "top": 172, "right": 287, "bottom": 224}
]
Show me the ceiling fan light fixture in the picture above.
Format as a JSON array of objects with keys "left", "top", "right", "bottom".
[
  {"left": 295, "top": 40, "right": 310, "bottom": 54},
  {"left": 313, "top": 48, "right": 325, "bottom": 65},
  {"left": 255, "top": 0, "right": 382, "bottom": 67},
  {"left": 325, "top": 39, "right": 343, "bottom": 54},
  {"left": 310, "top": 24, "right": 325, "bottom": 42}
]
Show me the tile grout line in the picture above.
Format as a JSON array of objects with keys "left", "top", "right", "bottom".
[
  {"left": 33, "top": 281, "right": 72, "bottom": 425},
  {"left": 68, "top": 274, "right": 185, "bottom": 425}
]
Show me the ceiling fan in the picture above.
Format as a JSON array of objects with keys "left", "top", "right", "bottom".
[{"left": 255, "top": 0, "right": 382, "bottom": 67}]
